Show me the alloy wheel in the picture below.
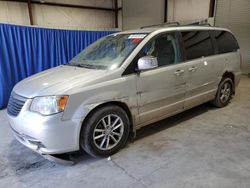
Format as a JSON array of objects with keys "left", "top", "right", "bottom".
[
  {"left": 93, "top": 114, "right": 124, "bottom": 151},
  {"left": 220, "top": 82, "right": 231, "bottom": 103}
]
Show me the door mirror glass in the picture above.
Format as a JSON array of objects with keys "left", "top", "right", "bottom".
[{"left": 138, "top": 56, "right": 158, "bottom": 71}]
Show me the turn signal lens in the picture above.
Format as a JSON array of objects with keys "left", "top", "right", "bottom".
[{"left": 57, "top": 96, "right": 68, "bottom": 111}]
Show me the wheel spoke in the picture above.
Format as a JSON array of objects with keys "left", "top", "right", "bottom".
[
  {"left": 94, "top": 129, "right": 105, "bottom": 133},
  {"left": 221, "top": 85, "right": 225, "bottom": 92},
  {"left": 108, "top": 115, "right": 111, "bottom": 126},
  {"left": 112, "top": 131, "right": 121, "bottom": 137},
  {"left": 110, "top": 135, "right": 118, "bottom": 143},
  {"left": 224, "top": 94, "right": 229, "bottom": 100},
  {"left": 113, "top": 123, "right": 122, "bottom": 131},
  {"left": 220, "top": 95, "right": 225, "bottom": 101},
  {"left": 111, "top": 117, "right": 120, "bottom": 128},
  {"left": 106, "top": 136, "right": 110, "bottom": 149},
  {"left": 220, "top": 94, "right": 225, "bottom": 100},
  {"left": 100, "top": 137, "right": 107, "bottom": 148},
  {"left": 94, "top": 134, "right": 105, "bottom": 140},
  {"left": 101, "top": 119, "right": 107, "bottom": 128},
  {"left": 100, "top": 137, "right": 106, "bottom": 148}
]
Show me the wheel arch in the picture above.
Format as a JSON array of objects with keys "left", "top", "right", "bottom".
[{"left": 79, "top": 101, "right": 135, "bottom": 145}]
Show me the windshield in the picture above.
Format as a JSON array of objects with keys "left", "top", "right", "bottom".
[{"left": 69, "top": 33, "right": 147, "bottom": 69}]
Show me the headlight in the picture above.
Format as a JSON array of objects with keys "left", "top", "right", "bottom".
[{"left": 30, "top": 96, "right": 68, "bottom": 115}]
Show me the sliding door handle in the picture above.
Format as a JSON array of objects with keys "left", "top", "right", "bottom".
[
  {"left": 188, "top": 66, "right": 198, "bottom": 72},
  {"left": 174, "top": 70, "right": 185, "bottom": 76}
]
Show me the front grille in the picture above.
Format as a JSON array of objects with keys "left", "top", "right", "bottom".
[{"left": 7, "top": 92, "right": 27, "bottom": 116}]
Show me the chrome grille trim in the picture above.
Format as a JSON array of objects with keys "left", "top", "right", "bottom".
[{"left": 7, "top": 92, "right": 27, "bottom": 116}]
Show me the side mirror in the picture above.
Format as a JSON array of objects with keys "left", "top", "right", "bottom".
[{"left": 137, "top": 56, "right": 158, "bottom": 71}]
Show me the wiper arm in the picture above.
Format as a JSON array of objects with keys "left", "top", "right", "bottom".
[
  {"left": 66, "top": 63, "right": 93, "bottom": 69},
  {"left": 67, "top": 62, "right": 107, "bottom": 70},
  {"left": 75, "top": 64, "right": 96, "bottom": 69}
]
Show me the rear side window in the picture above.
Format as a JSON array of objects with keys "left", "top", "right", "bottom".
[
  {"left": 181, "top": 31, "right": 214, "bottom": 60},
  {"left": 212, "top": 30, "right": 239, "bottom": 54}
]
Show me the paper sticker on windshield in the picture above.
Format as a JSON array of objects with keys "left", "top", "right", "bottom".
[
  {"left": 128, "top": 34, "right": 146, "bottom": 39},
  {"left": 131, "top": 38, "right": 141, "bottom": 44}
]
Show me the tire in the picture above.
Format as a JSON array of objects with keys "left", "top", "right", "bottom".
[
  {"left": 80, "top": 105, "right": 130, "bottom": 158},
  {"left": 211, "top": 78, "right": 234, "bottom": 108}
]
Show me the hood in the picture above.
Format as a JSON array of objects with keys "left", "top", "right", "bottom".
[{"left": 13, "top": 65, "right": 107, "bottom": 98}]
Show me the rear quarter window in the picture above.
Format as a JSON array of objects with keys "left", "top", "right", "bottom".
[
  {"left": 213, "top": 30, "right": 239, "bottom": 54},
  {"left": 181, "top": 31, "right": 214, "bottom": 60}
]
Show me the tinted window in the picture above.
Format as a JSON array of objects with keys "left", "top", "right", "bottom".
[
  {"left": 213, "top": 30, "right": 239, "bottom": 54},
  {"left": 181, "top": 31, "right": 214, "bottom": 60}
]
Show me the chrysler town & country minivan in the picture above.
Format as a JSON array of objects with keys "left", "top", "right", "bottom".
[{"left": 7, "top": 25, "right": 241, "bottom": 158}]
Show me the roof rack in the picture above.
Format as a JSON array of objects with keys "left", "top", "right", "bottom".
[
  {"left": 140, "top": 22, "right": 180, "bottom": 29},
  {"left": 140, "top": 21, "right": 213, "bottom": 29},
  {"left": 186, "top": 21, "right": 211, "bottom": 26}
]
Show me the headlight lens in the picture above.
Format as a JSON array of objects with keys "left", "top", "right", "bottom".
[{"left": 30, "top": 96, "right": 68, "bottom": 115}]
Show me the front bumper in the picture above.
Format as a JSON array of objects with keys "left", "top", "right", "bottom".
[{"left": 7, "top": 99, "right": 82, "bottom": 155}]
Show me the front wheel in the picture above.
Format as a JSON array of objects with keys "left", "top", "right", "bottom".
[
  {"left": 211, "top": 78, "right": 234, "bottom": 108},
  {"left": 80, "top": 105, "right": 130, "bottom": 158}
]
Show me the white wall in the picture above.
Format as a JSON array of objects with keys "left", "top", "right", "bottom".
[
  {"left": 168, "top": 0, "right": 210, "bottom": 22},
  {"left": 122, "top": 0, "right": 165, "bottom": 30},
  {"left": 0, "top": 1, "right": 30, "bottom": 25},
  {"left": 122, "top": 0, "right": 211, "bottom": 30},
  {"left": 0, "top": 0, "right": 122, "bottom": 30},
  {"left": 32, "top": 4, "right": 115, "bottom": 30}
]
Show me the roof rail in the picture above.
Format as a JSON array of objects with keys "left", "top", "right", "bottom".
[
  {"left": 140, "top": 21, "right": 212, "bottom": 29},
  {"left": 140, "top": 22, "right": 180, "bottom": 29},
  {"left": 186, "top": 21, "right": 211, "bottom": 26}
]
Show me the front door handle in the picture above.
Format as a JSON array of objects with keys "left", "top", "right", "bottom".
[
  {"left": 174, "top": 70, "right": 185, "bottom": 76},
  {"left": 188, "top": 66, "right": 198, "bottom": 72}
]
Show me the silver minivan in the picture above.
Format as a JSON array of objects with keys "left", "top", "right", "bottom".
[{"left": 7, "top": 25, "right": 241, "bottom": 158}]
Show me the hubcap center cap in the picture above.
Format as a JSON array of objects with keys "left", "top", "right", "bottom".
[
  {"left": 105, "top": 127, "right": 112, "bottom": 135},
  {"left": 223, "top": 89, "right": 229, "bottom": 96}
]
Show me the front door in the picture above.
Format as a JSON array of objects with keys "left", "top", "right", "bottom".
[{"left": 136, "top": 32, "right": 187, "bottom": 126}]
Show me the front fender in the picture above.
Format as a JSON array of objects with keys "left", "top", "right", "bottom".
[{"left": 61, "top": 75, "right": 138, "bottom": 125}]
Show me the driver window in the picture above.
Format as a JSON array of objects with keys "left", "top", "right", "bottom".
[
  {"left": 142, "top": 32, "right": 181, "bottom": 67},
  {"left": 122, "top": 32, "right": 182, "bottom": 75}
]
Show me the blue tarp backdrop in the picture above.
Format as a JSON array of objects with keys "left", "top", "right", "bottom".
[{"left": 0, "top": 24, "right": 114, "bottom": 109}]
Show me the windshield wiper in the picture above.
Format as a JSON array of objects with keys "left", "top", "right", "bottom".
[
  {"left": 76, "top": 64, "right": 97, "bottom": 69},
  {"left": 67, "top": 62, "right": 107, "bottom": 70},
  {"left": 66, "top": 63, "right": 95, "bottom": 69}
]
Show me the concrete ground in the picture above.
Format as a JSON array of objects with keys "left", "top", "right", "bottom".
[{"left": 0, "top": 75, "right": 250, "bottom": 188}]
